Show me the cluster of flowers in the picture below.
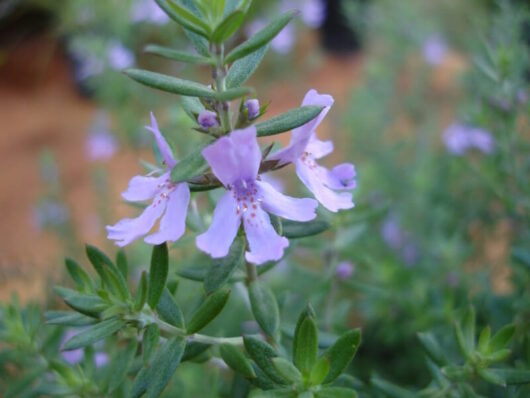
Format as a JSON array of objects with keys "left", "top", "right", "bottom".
[
  {"left": 443, "top": 122, "right": 494, "bottom": 156},
  {"left": 107, "top": 90, "right": 356, "bottom": 265}
]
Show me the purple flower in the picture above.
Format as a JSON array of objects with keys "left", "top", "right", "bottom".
[
  {"left": 107, "top": 40, "right": 135, "bottom": 70},
  {"left": 336, "top": 261, "right": 354, "bottom": 279},
  {"left": 269, "top": 89, "right": 356, "bottom": 212},
  {"left": 86, "top": 114, "right": 118, "bottom": 161},
  {"left": 131, "top": 0, "right": 169, "bottom": 24},
  {"left": 443, "top": 123, "right": 494, "bottom": 155},
  {"left": 245, "top": 99, "right": 260, "bottom": 120},
  {"left": 94, "top": 352, "right": 109, "bottom": 367},
  {"left": 301, "top": 0, "right": 326, "bottom": 28},
  {"left": 61, "top": 330, "right": 84, "bottom": 365},
  {"left": 198, "top": 110, "right": 219, "bottom": 129},
  {"left": 380, "top": 216, "right": 404, "bottom": 250},
  {"left": 196, "top": 127, "right": 317, "bottom": 264},
  {"left": 423, "top": 35, "right": 447, "bottom": 66},
  {"left": 106, "top": 113, "right": 190, "bottom": 247}
]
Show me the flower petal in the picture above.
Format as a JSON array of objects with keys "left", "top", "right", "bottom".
[
  {"left": 256, "top": 180, "right": 317, "bottom": 222},
  {"left": 244, "top": 207, "right": 289, "bottom": 265},
  {"left": 145, "top": 112, "right": 176, "bottom": 169},
  {"left": 306, "top": 134, "right": 334, "bottom": 159},
  {"left": 202, "top": 126, "right": 261, "bottom": 186},
  {"left": 296, "top": 161, "right": 353, "bottom": 212},
  {"left": 196, "top": 191, "right": 241, "bottom": 258},
  {"left": 144, "top": 183, "right": 190, "bottom": 244},
  {"left": 106, "top": 199, "right": 166, "bottom": 247},
  {"left": 324, "top": 163, "right": 356, "bottom": 190},
  {"left": 269, "top": 89, "right": 334, "bottom": 164},
  {"left": 121, "top": 172, "right": 168, "bottom": 202}
]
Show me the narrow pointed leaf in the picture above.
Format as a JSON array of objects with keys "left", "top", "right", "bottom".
[
  {"left": 272, "top": 357, "right": 303, "bottom": 384},
  {"left": 282, "top": 218, "right": 330, "bottom": 239},
  {"left": 156, "top": 288, "right": 185, "bottom": 328},
  {"left": 477, "top": 326, "right": 491, "bottom": 353},
  {"left": 63, "top": 317, "right": 125, "bottom": 351},
  {"left": 226, "top": 45, "right": 268, "bottom": 88},
  {"left": 148, "top": 243, "right": 169, "bottom": 309},
  {"left": 310, "top": 357, "right": 330, "bottom": 386},
  {"left": 143, "top": 323, "right": 160, "bottom": 365},
  {"left": 65, "top": 258, "right": 92, "bottom": 291},
  {"left": 171, "top": 143, "right": 210, "bottom": 182},
  {"left": 256, "top": 106, "right": 324, "bottom": 137},
  {"left": 488, "top": 368, "right": 530, "bottom": 385},
  {"left": 116, "top": 249, "right": 128, "bottom": 279},
  {"left": 204, "top": 236, "right": 246, "bottom": 294},
  {"left": 45, "top": 311, "right": 97, "bottom": 327},
  {"left": 293, "top": 315, "right": 318, "bottom": 376},
  {"left": 131, "top": 336, "right": 186, "bottom": 398},
  {"left": 144, "top": 44, "right": 215, "bottom": 65},
  {"left": 135, "top": 271, "right": 148, "bottom": 311},
  {"left": 489, "top": 324, "right": 515, "bottom": 352},
  {"left": 109, "top": 340, "right": 138, "bottom": 392},
  {"left": 55, "top": 287, "right": 107, "bottom": 316},
  {"left": 323, "top": 329, "right": 361, "bottom": 383},
  {"left": 182, "top": 342, "right": 211, "bottom": 362},
  {"left": 243, "top": 335, "right": 286, "bottom": 385},
  {"left": 155, "top": 0, "right": 210, "bottom": 37},
  {"left": 417, "top": 332, "right": 447, "bottom": 366},
  {"left": 461, "top": 307, "right": 476, "bottom": 353},
  {"left": 316, "top": 387, "right": 358, "bottom": 398},
  {"left": 478, "top": 368, "right": 506, "bottom": 387},
  {"left": 214, "top": 86, "right": 252, "bottom": 101},
  {"left": 225, "top": 10, "right": 297, "bottom": 64},
  {"left": 248, "top": 280, "right": 280, "bottom": 337},
  {"left": 220, "top": 343, "right": 256, "bottom": 378},
  {"left": 186, "top": 288, "right": 231, "bottom": 334},
  {"left": 86, "top": 245, "right": 128, "bottom": 299},
  {"left": 212, "top": 10, "right": 246, "bottom": 43},
  {"left": 124, "top": 69, "right": 215, "bottom": 98}
]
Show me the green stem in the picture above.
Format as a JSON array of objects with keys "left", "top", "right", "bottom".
[
  {"left": 212, "top": 44, "right": 232, "bottom": 132},
  {"left": 245, "top": 261, "right": 258, "bottom": 284}
]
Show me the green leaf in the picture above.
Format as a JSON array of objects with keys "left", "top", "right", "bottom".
[
  {"left": 477, "top": 368, "right": 506, "bottom": 387},
  {"left": 116, "top": 249, "right": 128, "bottom": 280},
  {"left": 316, "top": 387, "right": 358, "bottom": 398},
  {"left": 148, "top": 243, "right": 169, "bottom": 309},
  {"left": 249, "top": 388, "right": 297, "bottom": 398},
  {"left": 155, "top": 0, "right": 210, "bottom": 37},
  {"left": 220, "top": 343, "right": 256, "bottom": 379},
  {"left": 310, "top": 357, "right": 330, "bottom": 386},
  {"left": 441, "top": 365, "right": 469, "bottom": 381},
  {"left": 485, "top": 348, "right": 511, "bottom": 362},
  {"left": 131, "top": 336, "right": 186, "bottom": 398},
  {"left": 143, "top": 323, "right": 160, "bottom": 365},
  {"left": 212, "top": 10, "right": 246, "bottom": 43},
  {"left": 135, "top": 271, "right": 148, "bottom": 311},
  {"left": 109, "top": 340, "right": 138, "bottom": 393},
  {"left": 214, "top": 86, "right": 253, "bottom": 101},
  {"left": 63, "top": 317, "right": 125, "bottom": 351},
  {"left": 144, "top": 44, "right": 215, "bottom": 65},
  {"left": 248, "top": 281, "right": 280, "bottom": 338},
  {"left": 45, "top": 311, "right": 97, "bottom": 327},
  {"left": 255, "top": 106, "right": 323, "bottom": 137},
  {"left": 85, "top": 245, "right": 129, "bottom": 299},
  {"left": 512, "top": 247, "right": 530, "bottom": 269},
  {"left": 488, "top": 368, "right": 530, "bottom": 385},
  {"left": 272, "top": 357, "right": 303, "bottom": 384},
  {"left": 417, "top": 332, "right": 447, "bottom": 366},
  {"left": 293, "top": 305, "right": 319, "bottom": 376},
  {"left": 182, "top": 341, "right": 211, "bottom": 362},
  {"left": 65, "top": 258, "right": 92, "bottom": 291},
  {"left": 204, "top": 237, "right": 246, "bottom": 294},
  {"left": 477, "top": 326, "right": 491, "bottom": 353},
  {"left": 489, "top": 324, "right": 515, "bottom": 352},
  {"left": 371, "top": 376, "right": 412, "bottom": 398},
  {"left": 186, "top": 288, "right": 231, "bottom": 334},
  {"left": 124, "top": 69, "right": 215, "bottom": 98},
  {"left": 323, "top": 329, "right": 361, "bottom": 383},
  {"left": 244, "top": 335, "right": 286, "bottom": 385},
  {"left": 55, "top": 287, "right": 107, "bottom": 316},
  {"left": 4, "top": 366, "right": 47, "bottom": 398},
  {"left": 461, "top": 307, "right": 476, "bottom": 353},
  {"left": 282, "top": 218, "right": 330, "bottom": 239},
  {"left": 225, "top": 10, "right": 297, "bottom": 64},
  {"left": 156, "top": 288, "right": 185, "bottom": 328},
  {"left": 226, "top": 45, "right": 268, "bottom": 88},
  {"left": 171, "top": 143, "right": 209, "bottom": 183},
  {"left": 181, "top": 96, "right": 205, "bottom": 119}
]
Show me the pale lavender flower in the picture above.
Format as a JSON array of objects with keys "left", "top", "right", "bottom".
[
  {"left": 86, "top": 114, "right": 118, "bottom": 161},
  {"left": 94, "top": 352, "right": 109, "bottom": 367},
  {"left": 301, "top": 0, "right": 326, "bottom": 28},
  {"left": 380, "top": 216, "right": 404, "bottom": 250},
  {"left": 107, "top": 113, "right": 190, "bottom": 247},
  {"left": 61, "top": 330, "right": 84, "bottom": 365},
  {"left": 246, "top": 20, "right": 295, "bottom": 54},
  {"left": 269, "top": 89, "right": 356, "bottom": 212},
  {"left": 245, "top": 99, "right": 260, "bottom": 120},
  {"left": 198, "top": 110, "right": 219, "bottom": 129},
  {"left": 423, "top": 35, "right": 447, "bottom": 66},
  {"left": 107, "top": 40, "right": 135, "bottom": 70},
  {"left": 131, "top": 0, "right": 169, "bottom": 24},
  {"left": 336, "top": 261, "right": 354, "bottom": 279},
  {"left": 196, "top": 127, "right": 317, "bottom": 264},
  {"left": 443, "top": 123, "right": 494, "bottom": 155}
]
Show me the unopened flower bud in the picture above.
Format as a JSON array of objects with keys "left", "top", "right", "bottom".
[
  {"left": 198, "top": 110, "right": 219, "bottom": 129},
  {"left": 245, "top": 99, "right": 260, "bottom": 120},
  {"left": 336, "top": 261, "right": 354, "bottom": 279}
]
